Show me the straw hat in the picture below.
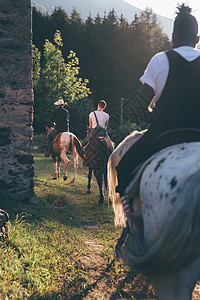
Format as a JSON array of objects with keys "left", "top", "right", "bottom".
[{"left": 54, "top": 99, "right": 66, "bottom": 106}]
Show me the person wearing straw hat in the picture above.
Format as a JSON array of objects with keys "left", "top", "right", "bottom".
[{"left": 45, "top": 99, "right": 69, "bottom": 157}]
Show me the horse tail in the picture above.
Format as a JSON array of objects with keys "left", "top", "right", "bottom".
[
  {"left": 72, "top": 135, "right": 84, "bottom": 162},
  {"left": 104, "top": 140, "right": 115, "bottom": 191},
  {"left": 121, "top": 169, "right": 200, "bottom": 276},
  {"left": 107, "top": 130, "right": 146, "bottom": 227}
]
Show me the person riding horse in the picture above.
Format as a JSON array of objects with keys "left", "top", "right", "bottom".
[
  {"left": 45, "top": 99, "right": 69, "bottom": 157},
  {"left": 82, "top": 99, "right": 110, "bottom": 148},
  {"left": 116, "top": 4, "right": 200, "bottom": 222}
]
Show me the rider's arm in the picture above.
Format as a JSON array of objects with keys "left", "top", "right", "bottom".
[
  {"left": 88, "top": 116, "right": 92, "bottom": 129},
  {"left": 139, "top": 83, "right": 155, "bottom": 102},
  {"left": 140, "top": 83, "right": 159, "bottom": 122},
  {"left": 105, "top": 118, "right": 109, "bottom": 128},
  {"left": 129, "top": 83, "right": 156, "bottom": 124}
]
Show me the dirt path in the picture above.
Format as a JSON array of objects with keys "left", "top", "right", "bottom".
[
  {"left": 72, "top": 229, "right": 156, "bottom": 300},
  {"left": 32, "top": 146, "right": 200, "bottom": 300},
  {"left": 76, "top": 229, "right": 200, "bottom": 299}
]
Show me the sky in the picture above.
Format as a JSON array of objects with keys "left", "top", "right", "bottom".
[{"left": 124, "top": 0, "right": 200, "bottom": 23}]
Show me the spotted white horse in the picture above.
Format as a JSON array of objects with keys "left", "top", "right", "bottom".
[{"left": 107, "top": 132, "right": 200, "bottom": 300}]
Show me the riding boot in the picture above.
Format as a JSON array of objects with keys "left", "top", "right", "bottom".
[
  {"left": 126, "top": 212, "right": 136, "bottom": 232},
  {"left": 45, "top": 132, "right": 55, "bottom": 157},
  {"left": 44, "top": 139, "right": 52, "bottom": 157}
]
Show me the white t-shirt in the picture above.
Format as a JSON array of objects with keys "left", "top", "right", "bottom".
[
  {"left": 89, "top": 110, "right": 109, "bottom": 128},
  {"left": 140, "top": 46, "right": 200, "bottom": 103}
]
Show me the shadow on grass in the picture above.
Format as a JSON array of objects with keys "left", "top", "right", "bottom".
[{"left": 0, "top": 135, "right": 155, "bottom": 299}]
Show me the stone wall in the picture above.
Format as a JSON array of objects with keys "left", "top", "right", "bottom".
[{"left": 0, "top": 0, "right": 35, "bottom": 202}]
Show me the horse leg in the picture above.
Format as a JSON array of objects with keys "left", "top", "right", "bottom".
[
  {"left": 95, "top": 170, "right": 104, "bottom": 204},
  {"left": 86, "top": 167, "right": 92, "bottom": 193},
  {"left": 98, "top": 177, "right": 104, "bottom": 204},
  {"left": 57, "top": 156, "right": 61, "bottom": 178},
  {"left": 53, "top": 162, "right": 58, "bottom": 179},
  {"left": 70, "top": 153, "right": 78, "bottom": 183},
  {"left": 60, "top": 153, "right": 69, "bottom": 181},
  {"left": 104, "top": 170, "right": 107, "bottom": 190},
  {"left": 52, "top": 155, "right": 58, "bottom": 179}
]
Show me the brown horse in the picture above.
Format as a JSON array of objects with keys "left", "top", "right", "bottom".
[
  {"left": 84, "top": 136, "right": 114, "bottom": 204},
  {"left": 46, "top": 127, "right": 84, "bottom": 182}
]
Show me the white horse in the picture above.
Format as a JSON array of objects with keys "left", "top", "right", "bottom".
[
  {"left": 46, "top": 127, "right": 84, "bottom": 182},
  {"left": 107, "top": 132, "right": 200, "bottom": 300}
]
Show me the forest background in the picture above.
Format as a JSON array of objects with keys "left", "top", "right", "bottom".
[{"left": 32, "top": 6, "right": 171, "bottom": 144}]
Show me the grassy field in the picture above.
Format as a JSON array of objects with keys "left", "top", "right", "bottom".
[{"left": 0, "top": 134, "right": 156, "bottom": 299}]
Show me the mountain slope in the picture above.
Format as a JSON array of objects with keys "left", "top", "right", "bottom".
[{"left": 31, "top": 0, "right": 172, "bottom": 37}]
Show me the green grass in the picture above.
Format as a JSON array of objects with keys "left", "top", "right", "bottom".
[{"left": 0, "top": 134, "right": 156, "bottom": 299}]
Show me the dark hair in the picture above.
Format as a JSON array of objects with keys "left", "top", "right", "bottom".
[
  {"left": 173, "top": 4, "right": 198, "bottom": 41},
  {"left": 98, "top": 99, "right": 107, "bottom": 109}
]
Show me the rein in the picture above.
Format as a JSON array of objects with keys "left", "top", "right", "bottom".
[{"left": 46, "top": 127, "right": 54, "bottom": 136}]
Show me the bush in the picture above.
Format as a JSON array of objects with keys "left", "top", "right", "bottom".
[
  {"left": 68, "top": 97, "right": 94, "bottom": 139},
  {"left": 109, "top": 121, "right": 143, "bottom": 145}
]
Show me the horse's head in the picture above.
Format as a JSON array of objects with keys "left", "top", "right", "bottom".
[{"left": 46, "top": 126, "right": 54, "bottom": 136}]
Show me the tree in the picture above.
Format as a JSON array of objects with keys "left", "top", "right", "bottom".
[
  {"left": 139, "top": 8, "right": 171, "bottom": 53},
  {"left": 32, "top": 44, "right": 41, "bottom": 90},
  {"left": 32, "top": 7, "right": 171, "bottom": 134},
  {"left": 33, "top": 30, "right": 91, "bottom": 132}
]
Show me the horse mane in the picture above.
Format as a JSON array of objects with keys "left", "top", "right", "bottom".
[
  {"left": 107, "top": 130, "right": 146, "bottom": 227},
  {"left": 120, "top": 169, "right": 200, "bottom": 276}
]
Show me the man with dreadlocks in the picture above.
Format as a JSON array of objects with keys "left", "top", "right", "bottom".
[{"left": 115, "top": 4, "right": 200, "bottom": 225}]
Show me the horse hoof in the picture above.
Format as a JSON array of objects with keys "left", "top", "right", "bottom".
[
  {"left": 86, "top": 189, "right": 91, "bottom": 194},
  {"left": 98, "top": 200, "right": 104, "bottom": 205},
  {"left": 63, "top": 176, "right": 67, "bottom": 181},
  {"left": 70, "top": 179, "right": 75, "bottom": 183},
  {"left": 52, "top": 177, "right": 57, "bottom": 180}
]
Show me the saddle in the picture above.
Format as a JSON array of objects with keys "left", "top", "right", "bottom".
[
  {"left": 152, "top": 128, "right": 200, "bottom": 153},
  {"left": 126, "top": 128, "right": 200, "bottom": 198},
  {"left": 52, "top": 132, "right": 72, "bottom": 154}
]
